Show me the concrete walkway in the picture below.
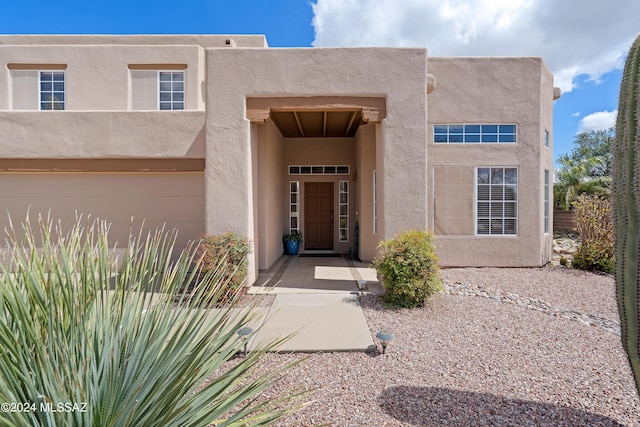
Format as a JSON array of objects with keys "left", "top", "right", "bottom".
[{"left": 245, "top": 254, "right": 383, "bottom": 352}]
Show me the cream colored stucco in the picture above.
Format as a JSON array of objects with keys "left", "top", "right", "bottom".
[
  {"left": 205, "top": 48, "right": 427, "bottom": 282},
  {"left": 0, "top": 111, "right": 205, "bottom": 159},
  {"left": 0, "top": 35, "right": 557, "bottom": 282},
  {"left": 427, "top": 57, "right": 555, "bottom": 266}
]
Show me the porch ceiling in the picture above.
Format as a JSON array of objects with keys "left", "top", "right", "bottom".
[{"left": 269, "top": 110, "right": 364, "bottom": 138}]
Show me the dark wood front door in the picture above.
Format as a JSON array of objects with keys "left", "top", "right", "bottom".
[{"left": 305, "top": 182, "right": 334, "bottom": 249}]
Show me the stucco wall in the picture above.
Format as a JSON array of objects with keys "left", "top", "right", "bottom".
[
  {"left": 0, "top": 45, "right": 205, "bottom": 110},
  {"left": 427, "top": 57, "right": 554, "bottom": 266},
  {"left": 355, "top": 124, "right": 379, "bottom": 261},
  {"left": 205, "top": 47, "right": 427, "bottom": 281},
  {"left": 0, "top": 111, "right": 205, "bottom": 159},
  {"left": 257, "top": 120, "right": 285, "bottom": 270}
]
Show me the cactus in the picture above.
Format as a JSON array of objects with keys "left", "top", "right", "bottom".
[{"left": 613, "top": 33, "right": 640, "bottom": 394}]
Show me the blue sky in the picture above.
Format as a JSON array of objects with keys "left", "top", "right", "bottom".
[{"left": 3, "top": 0, "right": 637, "bottom": 163}]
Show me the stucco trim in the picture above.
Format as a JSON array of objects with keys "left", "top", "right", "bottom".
[
  {"left": 246, "top": 96, "right": 386, "bottom": 123},
  {"left": 128, "top": 64, "right": 188, "bottom": 70},
  {"left": 7, "top": 63, "right": 67, "bottom": 70}
]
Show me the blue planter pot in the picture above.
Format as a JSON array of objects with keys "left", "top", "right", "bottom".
[{"left": 285, "top": 240, "right": 300, "bottom": 255}]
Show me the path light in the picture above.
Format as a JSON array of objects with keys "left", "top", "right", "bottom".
[
  {"left": 376, "top": 331, "right": 393, "bottom": 354},
  {"left": 357, "top": 279, "right": 367, "bottom": 295},
  {"left": 237, "top": 326, "right": 253, "bottom": 356}
]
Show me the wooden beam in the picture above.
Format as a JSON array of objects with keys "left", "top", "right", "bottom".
[
  {"left": 323, "top": 111, "right": 328, "bottom": 137},
  {"left": 293, "top": 112, "right": 305, "bottom": 137},
  {"left": 344, "top": 111, "right": 358, "bottom": 136}
]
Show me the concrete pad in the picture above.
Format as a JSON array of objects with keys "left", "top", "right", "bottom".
[
  {"left": 184, "top": 307, "right": 268, "bottom": 347},
  {"left": 252, "top": 294, "right": 375, "bottom": 352}
]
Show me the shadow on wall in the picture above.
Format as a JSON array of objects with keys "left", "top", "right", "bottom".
[{"left": 378, "top": 386, "right": 623, "bottom": 426}]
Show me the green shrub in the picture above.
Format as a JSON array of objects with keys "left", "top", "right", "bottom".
[
  {"left": 198, "top": 231, "right": 251, "bottom": 304},
  {"left": 572, "top": 239, "right": 614, "bottom": 273},
  {"left": 571, "top": 194, "right": 614, "bottom": 273},
  {"left": 0, "top": 217, "right": 303, "bottom": 426},
  {"left": 373, "top": 229, "right": 442, "bottom": 308},
  {"left": 559, "top": 256, "right": 570, "bottom": 267}
]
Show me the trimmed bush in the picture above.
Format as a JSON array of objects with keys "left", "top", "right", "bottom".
[
  {"left": 198, "top": 231, "right": 251, "bottom": 304},
  {"left": 571, "top": 194, "right": 614, "bottom": 273},
  {"left": 373, "top": 229, "right": 442, "bottom": 308}
]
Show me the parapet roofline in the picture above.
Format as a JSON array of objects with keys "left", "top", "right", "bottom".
[{"left": 0, "top": 34, "right": 269, "bottom": 48}]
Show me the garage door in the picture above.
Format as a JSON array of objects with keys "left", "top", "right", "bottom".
[{"left": 0, "top": 172, "right": 204, "bottom": 253}]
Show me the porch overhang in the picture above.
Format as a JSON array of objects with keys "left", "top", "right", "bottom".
[{"left": 246, "top": 96, "right": 386, "bottom": 138}]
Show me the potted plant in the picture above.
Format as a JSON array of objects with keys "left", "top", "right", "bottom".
[{"left": 283, "top": 230, "right": 303, "bottom": 255}]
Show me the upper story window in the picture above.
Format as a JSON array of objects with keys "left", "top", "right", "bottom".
[
  {"left": 9, "top": 65, "right": 67, "bottom": 110},
  {"left": 434, "top": 124, "right": 516, "bottom": 144},
  {"left": 130, "top": 67, "right": 185, "bottom": 111},
  {"left": 39, "top": 71, "right": 65, "bottom": 110}
]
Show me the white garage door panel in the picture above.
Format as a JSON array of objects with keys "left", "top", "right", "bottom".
[{"left": 0, "top": 172, "right": 204, "bottom": 251}]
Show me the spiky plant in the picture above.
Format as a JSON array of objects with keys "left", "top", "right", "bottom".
[
  {"left": 612, "top": 33, "right": 640, "bottom": 395},
  {"left": 0, "top": 215, "right": 306, "bottom": 426}
]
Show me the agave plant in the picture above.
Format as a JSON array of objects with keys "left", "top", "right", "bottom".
[{"left": 0, "top": 215, "right": 306, "bottom": 426}]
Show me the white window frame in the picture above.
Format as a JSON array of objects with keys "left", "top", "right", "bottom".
[
  {"left": 544, "top": 129, "right": 550, "bottom": 148},
  {"left": 289, "top": 181, "right": 300, "bottom": 233},
  {"left": 288, "top": 165, "right": 350, "bottom": 175},
  {"left": 373, "top": 170, "right": 378, "bottom": 234},
  {"left": 39, "top": 71, "right": 66, "bottom": 110},
  {"left": 544, "top": 169, "right": 550, "bottom": 234},
  {"left": 339, "top": 181, "right": 349, "bottom": 242},
  {"left": 158, "top": 71, "right": 185, "bottom": 111},
  {"left": 475, "top": 167, "right": 518, "bottom": 236},
  {"left": 434, "top": 124, "right": 517, "bottom": 144}
]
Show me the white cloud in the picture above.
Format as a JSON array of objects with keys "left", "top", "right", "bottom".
[
  {"left": 311, "top": 0, "right": 640, "bottom": 93},
  {"left": 571, "top": 112, "right": 581, "bottom": 117},
  {"left": 577, "top": 110, "right": 617, "bottom": 133}
]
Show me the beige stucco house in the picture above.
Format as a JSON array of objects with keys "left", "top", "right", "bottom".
[{"left": 0, "top": 34, "right": 560, "bottom": 284}]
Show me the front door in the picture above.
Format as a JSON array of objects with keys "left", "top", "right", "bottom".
[{"left": 305, "top": 182, "right": 333, "bottom": 249}]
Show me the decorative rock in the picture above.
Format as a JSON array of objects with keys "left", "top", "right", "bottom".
[{"left": 443, "top": 280, "right": 620, "bottom": 335}]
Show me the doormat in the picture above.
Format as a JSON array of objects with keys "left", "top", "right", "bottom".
[{"left": 299, "top": 251, "right": 343, "bottom": 258}]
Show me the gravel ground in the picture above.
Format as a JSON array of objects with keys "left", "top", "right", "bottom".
[{"left": 243, "top": 266, "right": 640, "bottom": 426}]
